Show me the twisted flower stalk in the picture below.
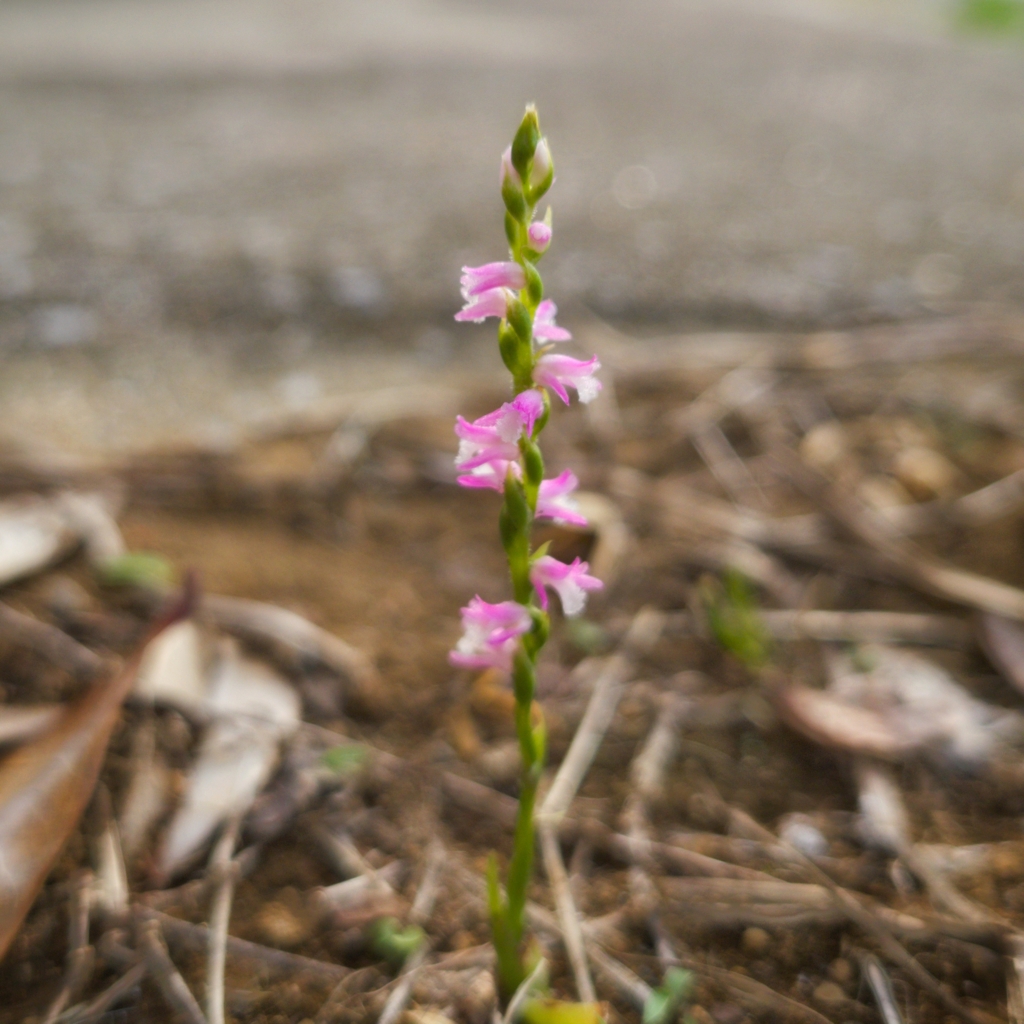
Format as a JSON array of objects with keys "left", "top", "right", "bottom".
[{"left": 450, "top": 106, "right": 603, "bottom": 1003}]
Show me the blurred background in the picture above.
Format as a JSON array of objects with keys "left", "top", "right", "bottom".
[{"left": 1, "top": 0, "right": 1023, "bottom": 459}]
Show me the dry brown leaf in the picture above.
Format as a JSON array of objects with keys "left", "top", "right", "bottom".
[
  {"left": 773, "top": 646, "right": 1019, "bottom": 768},
  {"left": 771, "top": 682, "right": 912, "bottom": 761},
  {"left": 0, "top": 590, "right": 191, "bottom": 961}
]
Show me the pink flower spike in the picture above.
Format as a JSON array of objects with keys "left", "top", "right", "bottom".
[
  {"left": 454, "top": 389, "right": 545, "bottom": 471},
  {"left": 532, "top": 299, "right": 571, "bottom": 343},
  {"left": 527, "top": 221, "right": 552, "bottom": 254},
  {"left": 455, "top": 287, "right": 512, "bottom": 324},
  {"left": 533, "top": 353, "right": 602, "bottom": 404},
  {"left": 536, "top": 469, "right": 587, "bottom": 526},
  {"left": 529, "top": 556, "right": 603, "bottom": 617},
  {"left": 461, "top": 261, "right": 526, "bottom": 298},
  {"left": 450, "top": 596, "right": 531, "bottom": 671}
]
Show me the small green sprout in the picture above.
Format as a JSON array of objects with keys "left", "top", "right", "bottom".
[
  {"left": 96, "top": 551, "right": 175, "bottom": 590},
  {"left": 701, "top": 569, "right": 772, "bottom": 670},
  {"left": 643, "top": 967, "right": 696, "bottom": 1024},
  {"left": 320, "top": 743, "right": 367, "bottom": 777},
  {"left": 367, "top": 916, "right": 425, "bottom": 968}
]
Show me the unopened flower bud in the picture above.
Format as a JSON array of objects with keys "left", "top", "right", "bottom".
[
  {"left": 529, "top": 138, "right": 554, "bottom": 199},
  {"left": 523, "top": 261, "right": 543, "bottom": 306},
  {"left": 527, "top": 220, "right": 552, "bottom": 254},
  {"left": 500, "top": 146, "right": 527, "bottom": 221},
  {"left": 506, "top": 296, "right": 533, "bottom": 343},
  {"left": 511, "top": 105, "right": 541, "bottom": 181}
]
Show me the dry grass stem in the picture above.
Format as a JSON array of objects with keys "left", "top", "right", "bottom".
[
  {"left": 0, "top": 601, "right": 103, "bottom": 678},
  {"left": 41, "top": 871, "right": 95, "bottom": 1024},
  {"left": 205, "top": 816, "right": 242, "bottom": 1024},
  {"left": 539, "top": 822, "right": 596, "bottom": 1002},
  {"left": 374, "top": 840, "right": 445, "bottom": 1024},
  {"left": 782, "top": 450, "right": 1024, "bottom": 622},
  {"left": 540, "top": 607, "right": 664, "bottom": 821},
  {"left": 58, "top": 961, "right": 147, "bottom": 1024},
  {"left": 137, "top": 906, "right": 350, "bottom": 983},
  {"left": 139, "top": 917, "right": 208, "bottom": 1024},
  {"left": 716, "top": 800, "right": 995, "bottom": 1024},
  {"left": 856, "top": 951, "right": 907, "bottom": 1024},
  {"left": 691, "top": 422, "right": 768, "bottom": 509},
  {"left": 666, "top": 608, "right": 972, "bottom": 647}
]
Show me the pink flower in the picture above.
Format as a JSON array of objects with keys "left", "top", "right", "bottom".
[
  {"left": 530, "top": 556, "right": 603, "bottom": 616},
  {"left": 457, "top": 458, "right": 518, "bottom": 492},
  {"left": 527, "top": 221, "right": 552, "bottom": 254},
  {"left": 536, "top": 469, "right": 587, "bottom": 526},
  {"left": 450, "top": 596, "right": 531, "bottom": 670},
  {"left": 455, "top": 287, "right": 513, "bottom": 323},
  {"left": 454, "top": 390, "right": 545, "bottom": 471},
  {"left": 533, "top": 353, "right": 602, "bottom": 404},
  {"left": 461, "top": 261, "right": 526, "bottom": 298},
  {"left": 532, "top": 299, "right": 571, "bottom": 343}
]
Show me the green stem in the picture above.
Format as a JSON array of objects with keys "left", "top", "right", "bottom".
[{"left": 491, "top": 111, "right": 556, "bottom": 1006}]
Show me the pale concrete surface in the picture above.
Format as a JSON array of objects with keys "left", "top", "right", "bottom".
[{"left": 0, "top": 0, "right": 1022, "bottom": 455}]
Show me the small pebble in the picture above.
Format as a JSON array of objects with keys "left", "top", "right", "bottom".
[
  {"left": 829, "top": 957, "right": 854, "bottom": 985},
  {"left": 741, "top": 926, "right": 771, "bottom": 955},
  {"left": 779, "top": 813, "right": 828, "bottom": 858},
  {"left": 450, "top": 930, "right": 478, "bottom": 950},
  {"left": 813, "top": 981, "right": 846, "bottom": 1006},
  {"left": 800, "top": 421, "right": 847, "bottom": 471},
  {"left": 892, "top": 445, "right": 958, "bottom": 499},
  {"left": 254, "top": 901, "right": 308, "bottom": 948},
  {"left": 687, "top": 1009, "right": 714, "bottom": 1024},
  {"left": 991, "top": 843, "right": 1024, "bottom": 880}
]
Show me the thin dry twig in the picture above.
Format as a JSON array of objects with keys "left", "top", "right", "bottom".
[
  {"left": 780, "top": 449, "right": 1024, "bottom": 623},
  {"left": 856, "top": 951, "right": 906, "bottom": 1024},
  {"left": 538, "top": 823, "right": 595, "bottom": 1003},
  {"left": 139, "top": 917, "right": 208, "bottom": 1024},
  {"left": 619, "top": 690, "right": 691, "bottom": 974},
  {"left": 713, "top": 798, "right": 996, "bottom": 1024},
  {"left": 540, "top": 607, "right": 665, "bottom": 821},
  {"left": 206, "top": 816, "right": 242, "bottom": 1024},
  {"left": 535, "top": 607, "right": 664, "bottom": 1003},
  {"left": 665, "top": 608, "right": 973, "bottom": 648},
  {"left": 41, "top": 871, "right": 95, "bottom": 1024},
  {"left": 665, "top": 954, "right": 834, "bottom": 1024},
  {"left": 58, "top": 961, "right": 147, "bottom": 1024},
  {"left": 0, "top": 601, "right": 103, "bottom": 678},
  {"left": 136, "top": 906, "right": 350, "bottom": 983},
  {"left": 691, "top": 422, "right": 768, "bottom": 510},
  {"left": 375, "top": 839, "right": 446, "bottom": 1024},
  {"left": 441, "top": 769, "right": 773, "bottom": 881}
]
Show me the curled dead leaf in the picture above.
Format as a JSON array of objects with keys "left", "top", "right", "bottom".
[{"left": 0, "top": 590, "right": 192, "bottom": 961}]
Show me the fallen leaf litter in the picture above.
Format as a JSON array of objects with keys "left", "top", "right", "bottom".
[{"left": 3, "top": 314, "right": 1024, "bottom": 1021}]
